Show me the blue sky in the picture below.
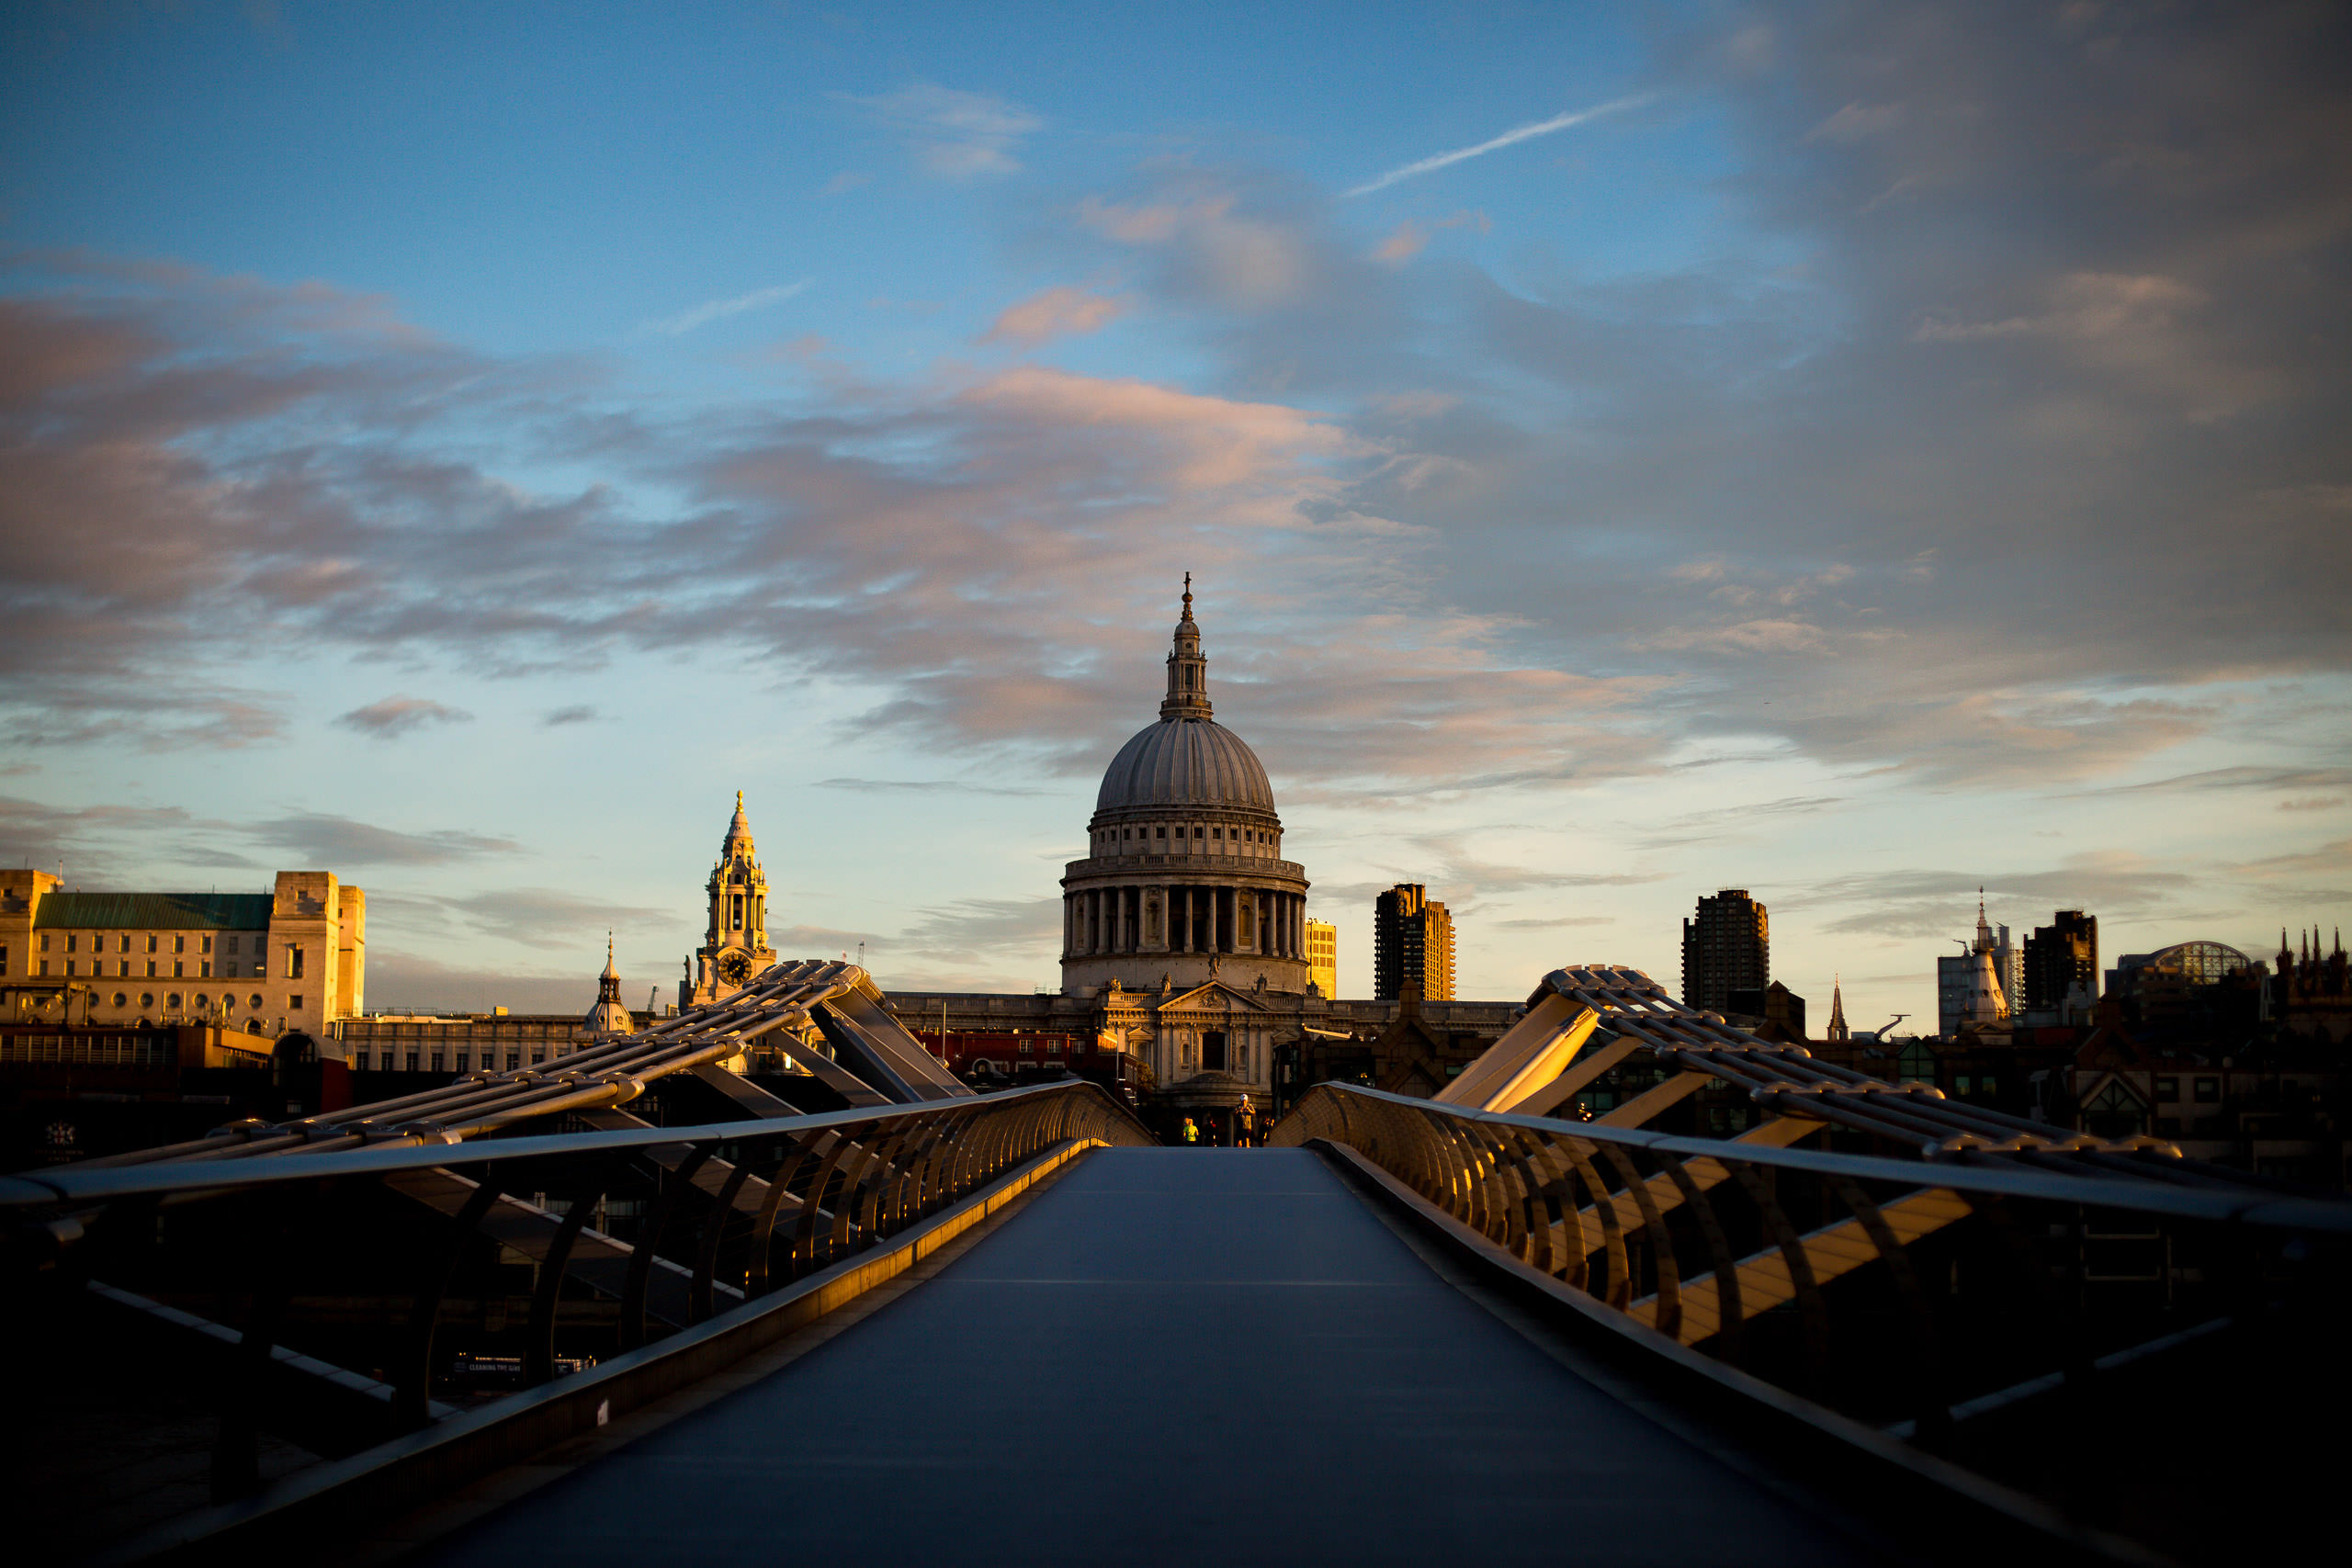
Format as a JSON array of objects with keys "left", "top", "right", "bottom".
[{"left": 4, "top": 1, "right": 2347, "bottom": 1023}]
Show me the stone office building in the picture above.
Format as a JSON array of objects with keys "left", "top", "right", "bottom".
[{"left": 0, "top": 868, "right": 364, "bottom": 1042}]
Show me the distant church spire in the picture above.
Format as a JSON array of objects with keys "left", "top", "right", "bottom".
[
  {"left": 1161, "top": 573, "right": 1214, "bottom": 722},
  {"left": 1826, "top": 973, "right": 1849, "bottom": 1043}
]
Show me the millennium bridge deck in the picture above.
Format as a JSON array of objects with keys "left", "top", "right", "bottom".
[{"left": 415, "top": 1146, "right": 1875, "bottom": 1568}]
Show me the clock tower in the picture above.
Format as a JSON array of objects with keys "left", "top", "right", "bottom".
[{"left": 682, "top": 791, "right": 777, "bottom": 1008}]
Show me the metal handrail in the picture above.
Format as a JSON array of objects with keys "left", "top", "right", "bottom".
[
  {"left": 1272, "top": 1077, "right": 2352, "bottom": 1550},
  {"left": 0, "top": 1082, "right": 1101, "bottom": 1208},
  {"left": 10, "top": 1077, "right": 1157, "bottom": 1556},
  {"left": 1276, "top": 1083, "right": 2352, "bottom": 1234}
]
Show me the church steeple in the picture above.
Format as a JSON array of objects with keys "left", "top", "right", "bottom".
[
  {"left": 1160, "top": 573, "right": 1214, "bottom": 722},
  {"left": 1826, "top": 973, "right": 1849, "bottom": 1043},
  {"left": 686, "top": 790, "right": 775, "bottom": 1007}
]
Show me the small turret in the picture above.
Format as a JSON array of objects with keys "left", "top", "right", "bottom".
[{"left": 583, "top": 932, "right": 633, "bottom": 1035}]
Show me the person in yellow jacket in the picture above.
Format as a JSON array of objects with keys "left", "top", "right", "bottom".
[{"left": 1181, "top": 1116, "right": 1199, "bottom": 1145}]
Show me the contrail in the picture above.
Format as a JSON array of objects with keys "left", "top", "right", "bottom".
[
  {"left": 1344, "top": 95, "right": 1651, "bottom": 197},
  {"left": 650, "top": 279, "right": 812, "bottom": 336}
]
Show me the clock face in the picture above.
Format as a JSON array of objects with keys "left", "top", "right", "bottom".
[{"left": 717, "top": 950, "right": 752, "bottom": 986}]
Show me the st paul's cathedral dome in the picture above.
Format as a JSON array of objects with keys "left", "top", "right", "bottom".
[{"left": 1062, "top": 579, "right": 1311, "bottom": 1007}]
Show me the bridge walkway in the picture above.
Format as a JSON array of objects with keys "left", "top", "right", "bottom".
[{"left": 418, "top": 1146, "right": 1886, "bottom": 1567}]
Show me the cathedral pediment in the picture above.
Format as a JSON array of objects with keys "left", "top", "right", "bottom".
[{"left": 1155, "top": 980, "right": 1280, "bottom": 1015}]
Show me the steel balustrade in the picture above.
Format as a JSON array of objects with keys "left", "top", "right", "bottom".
[
  {"left": 1272, "top": 1083, "right": 2352, "bottom": 1456},
  {"left": 3, "top": 1079, "right": 1155, "bottom": 1549}
]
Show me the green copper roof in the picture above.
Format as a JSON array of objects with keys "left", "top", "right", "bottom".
[{"left": 33, "top": 892, "right": 276, "bottom": 931}]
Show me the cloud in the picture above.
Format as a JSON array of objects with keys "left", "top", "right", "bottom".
[
  {"left": 1344, "top": 95, "right": 1651, "bottom": 197},
  {"left": 1493, "top": 915, "right": 1619, "bottom": 930},
  {"left": 2064, "top": 766, "right": 2352, "bottom": 799},
  {"left": 8, "top": 3, "right": 2350, "bottom": 825},
  {"left": 1374, "top": 222, "right": 1427, "bottom": 265},
  {"left": 895, "top": 897, "right": 1064, "bottom": 964},
  {"left": 849, "top": 85, "right": 1041, "bottom": 178},
  {"left": 978, "top": 286, "right": 1127, "bottom": 345},
  {"left": 246, "top": 812, "right": 518, "bottom": 866},
  {"left": 820, "top": 171, "right": 870, "bottom": 197},
  {"left": 334, "top": 695, "right": 474, "bottom": 739},
  {"left": 541, "top": 705, "right": 599, "bottom": 727},
  {"left": 814, "top": 777, "right": 1051, "bottom": 797},
  {"left": 441, "top": 887, "right": 673, "bottom": 951},
  {"left": 1804, "top": 853, "right": 2198, "bottom": 938},
  {"left": 646, "top": 280, "right": 811, "bottom": 337}
]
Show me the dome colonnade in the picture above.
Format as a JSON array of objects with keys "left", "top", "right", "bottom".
[{"left": 1061, "top": 580, "right": 1311, "bottom": 998}]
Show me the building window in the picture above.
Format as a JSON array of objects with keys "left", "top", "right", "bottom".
[
  {"left": 174, "top": 934, "right": 185, "bottom": 954},
  {"left": 355, "top": 1051, "right": 370, "bottom": 1071},
  {"left": 110, "top": 991, "right": 126, "bottom": 1007},
  {"left": 288, "top": 946, "right": 305, "bottom": 978},
  {"left": 66, "top": 933, "right": 78, "bottom": 953},
  {"left": 0, "top": 945, "right": 7, "bottom": 976},
  {"left": 146, "top": 961, "right": 156, "bottom": 977},
  {"left": 225, "top": 935, "right": 239, "bottom": 954},
  {"left": 202, "top": 935, "right": 213, "bottom": 953},
  {"left": 174, "top": 961, "right": 184, "bottom": 978},
  {"left": 289, "top": 995, "right": 304, "bottom": 1010},
  {"left": 456, "top": 1053, "right": 470, "bottom": 1072},
  {"left": 146, "top": 934, "right": 157, "bottom": 953},
  {"left": 249, "top": 994, "right": 263, "bottom": 1009},
  {"left": 2194, "top": 1077, "right": 2221, "bottom": 1102},
  {"left": 65, "top": 959, "right": 77, "bottom": 977},
  {"left": 166, "top": 993, "right": 181, "bottom": 1009},
  {"left": 406, "top": 1053, "right": 420, "bottom": 1072},
  {"left": 2154, "top": 1077, "right": 2177, "bottom": 1101},
  {"left": 140, "top": 992, "right": 153, "bottom": 1008},
  {"left": 200, "top": 961, "right": 212, "bottom": 978},
  {"left": 1193, "top": 826, "right": 1204, "bottom": 839},
  {"left": 117, "top": 960, "right": 129, "bottom": 977},
  {"left": 507, "top": 1053, "right": 521, "bottom": 1071},
  {"left": 40, "top": 933, "right": 51, "bottom": 951}
]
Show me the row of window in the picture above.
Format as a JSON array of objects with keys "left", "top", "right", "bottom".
[
  {"left": 38, "top": 958, "right": 254, "bottom": 979},
  {"left": 2, "top": 942, "right": 304, "bottom": 980},
  {"left": 92, "top": 990, "right": 293, "bottom": 1011},
  {"left": 353, "top": 1048, "right": 560, "bottom": 1072},
  {"left": 1092, "top": 824, "right": 1280, "bottom": 851},
  {"left": 39, "top": 930, "right": 269, "bottom": 954}
]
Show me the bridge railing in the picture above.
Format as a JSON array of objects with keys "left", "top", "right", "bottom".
[
  {"left": 1272, "top": 1082, "right": 2351, "bottom": 1518},
  {"left": 4, "top": 1080, "right": 1153, "bottom": 1560}
]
